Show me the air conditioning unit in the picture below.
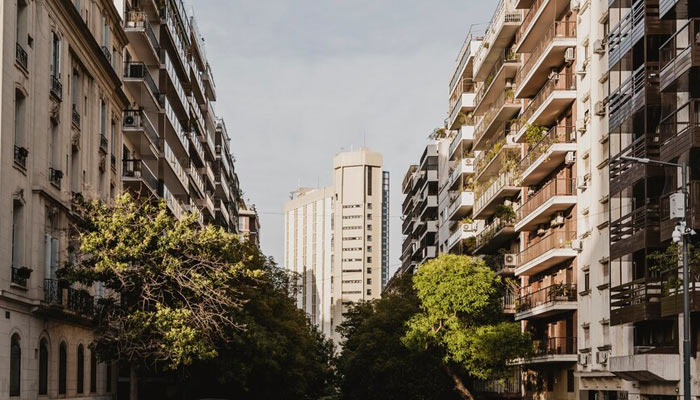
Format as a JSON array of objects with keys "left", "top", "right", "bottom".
[
  {"left": 578, "top": 353, "right": 590, "bottom": 365},
  {"left": 504, "top": 254, "right": 517, "bottom": 267},
  {"left": 537, "top": 224, "right": 547, "bottom": 236},
  {"left": 462, "top": 223, "right": 477, "bottom": 232},
  {"left": 596, "top": 351, "right": 609, "bottom": 364},
  {"left": 125, "top": 115, "right": 136, "bottom": 125},
  {"left": 565, "top": 151, "right": 576, "bottom": 165},
  {"left": 551, "top": 211, "right": 565, "bottom": 227},
  {"left": 576, "top": 119, "right": 587, "bottom": 133},
  {"left": 571, "top": 239, "right": 583, "bottom": 251},
  {"left": 565, "top": 48, "right": 576, "bottom": 63},
  {"left": 549, "top": 69, "right": 560, "bottom": 80},
  {"left": 595, "top": 101, "right": 606, "bottom": 116},
  {"left": 594, "top": 39, "right": 606, "bottom": 55}
]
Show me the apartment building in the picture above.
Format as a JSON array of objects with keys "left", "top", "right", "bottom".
[
  {"left": 239, "top": 202, "right": 261, "bottom": 247},
  {"left": 1, "top": 0, "right": 246, "bottom": 398},
  {"left": 399, "top": 144, "right": 439, "bottom": 277},
  {"left": 285, "top": 187, "right": 334, "bottom": 339},
  {"left": 284, "top": 148, "right": 389, "bottom": 344}
]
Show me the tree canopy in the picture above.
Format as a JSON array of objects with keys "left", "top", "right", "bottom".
[{"left": 402, "top": 254, "right": 532, "bottom": 400}]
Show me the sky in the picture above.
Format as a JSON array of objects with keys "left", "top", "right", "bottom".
[{"left": 192, "top": 0, "right": 494, "bottom": 274}]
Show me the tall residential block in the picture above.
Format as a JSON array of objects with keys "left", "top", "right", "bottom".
[
  {"left": 1, "top": 0, "right": 248, "bottom": 398},
  {"left": 284, "top": 148, "right": 388, "bottom": 344}
]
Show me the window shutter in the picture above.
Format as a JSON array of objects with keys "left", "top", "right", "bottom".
[
  {"left": 51, "top": 237, "right": 59, "bottom": 278},
  {"left": 44, "top": 234, "right": 52, "bottom": 279}
]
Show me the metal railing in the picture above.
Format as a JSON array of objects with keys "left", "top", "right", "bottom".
[
  {"left": 71, "top": 106, "right": 81, "bottom": 128},
  {"left": 520, "top": 73, "right": 576, "bottom": 123},
  {"left": 16, "top": 42, "right": 28, "bottom": 70},
  {"left": 660, "top": 18, "right": 700, "bottom": 72},
  {"left": 659, "top": 100, "right": 700, "bottom": 145},
  {"left": 99, "top": 134, "right": 108, "bottom": 152},
  {"left": 123, "top": 62, "right": 159, "bottom": 98},
  {"left": 101, "top": 46, "right": 112, "bottom": 64},
  {"left": 14, "top": 146, "right": 28, "bottom": 169},
  {"left": 475, "top": 217, "right": 513, "bottom": 249},
  {"left": 475, "top": 51, "right": 521, "bottom": 107},
  {"left": 49, "top": 167, "right": 63, "bottom": 189},
  {"left": 518, "top": 21, "right": 577, "bottom": 84},
  {"left": 122, "top": 159, "right": 159, "bottom": 193},
  {"left": 125, "top": 11, "right": 161, "bottom": 52},
  {"left": 532, "top": 336, "right": 577, "bottom": 356},
  {"left": 516, "top": 0, "right": 548, "bottom": 45},
  {"left": 516, "top": 178, "right": 575, "bottom": 221},
  {"left": 473, "top": 90, "right": 521, "bottom": 146},
  {"left": 517, "top": 283, "right": 577, "bottom": 311},
  {"left": 474, "top": 0, "right": 522, "bottom": 72},
  {"left": 123, "top": 109, "right": 159, "bottom": 146},
  {"left": 518, "top": 229, "right": 576, "bottom": 266},
  {"left": 11, "top": 267, "right": 28, "bottom": 286},
  {"left": 519, "top": 125, "right": 574, "bottom": 169},
  {"left": 610, "top": 204, "right": 660, "bottom": 246},
  {"left": 474, "top": 171, "right": 517, "bottom": 215},
  {"left": 50, "top": 74, "right": 63, "bottom": 100}
]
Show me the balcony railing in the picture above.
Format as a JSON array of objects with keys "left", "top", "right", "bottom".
[
  {"left": 11, "top": 267, "right": 28, "bottom": 286},
  {"left": 122, "top": 159, "right": 159, "bottom": 194},
  {"left": 43, "top": 279, "right": 94, "bottom": 315},
  {"left": 608, "top": 0, "right": 645, "bottom": 68},
  {"left": 517, "top": 178, "right": 575, "bottom": 221},
  {"left": 532, "top": 336, "right": 577, "bottom": 357},
  {"left": 125, "top": 11, "right": 161, "bottom": 52},
  {"left": 474, "top": 171, "right": 517, "bottom": 215},
  {"left": 50, "top": 74, "right": 63, "bottom": 100},
  {"left": 610, "top": 205, "right": 660, "bottom": 248},
  {"left": 475, "top": 217, "right": 514, "bottom": 249},
  {"left": 520, "top": 73, "right": 576, "bottom": 123},
  {"left": 518, "top": 125, "right": 574, "bottom": 172},
  {"left": 99, "top": 134, "right": 108, "bottom": 152},
  {"left": 123, "top": 109, "right": 159, "bottom": 145},
  {"left": 473, "top": 91, "right": 521, "bottom": 146},
  {"left": 124, "top": 62, "right": 159, "bottom": 98},
  {"left": 609, "top": 64, "right": 659, "bottom": 130},
  {"left": 516, "top": 283, "right": 577, "bottom": 312},
  {"left": 49, "top": 167, "right": 63, "bottom": 189},
  {"left": 16, "top": 43, "right": 28, "bottom": 70},
  {"left": 474, "top": 0, "right": 523, "bottom": 72},
  {"left": 518, "top": 21, "right": 577, "bottom": 84},
  {"left": 474, "top": 51, "right": 521, "bottom": 107},
  {"left": 71, "top": 106, "right": 81, "bottom": 129},
  {"left": 101, "top": 46, "right": 112, "bottom": 64},
  {"left": 449, "top": 34, "right": 475, "bottom": 94},
  {"left": 449, "top": 78, "right": 476, "bottom": 112},
  {"left": 518, "top": 229, "right": 576, "bottom": 266},
  {"left": 610, "top": 277, "right": 663, "bottom": 324},
  {"left": 516, "top": 0, "right": 548, "bottom": 45},
  {"left": 14, "top": 146, "right": 28, "bottom": 169}
]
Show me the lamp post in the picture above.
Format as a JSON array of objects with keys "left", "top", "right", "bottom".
[{"left": 621, "top": 156, "right": 693, "bottom": 400}]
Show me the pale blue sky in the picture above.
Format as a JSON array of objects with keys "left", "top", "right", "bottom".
[{"left": 192, "top": 0, "right": 494, "bottom": 273}]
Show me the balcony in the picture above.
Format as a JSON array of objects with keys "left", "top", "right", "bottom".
[
  {"left": 49, "top": 168, "right": 63, "bottom": 189},
  {"left": 660, "top": 181, "right": 700, "bottom": 241},
  {"left": 473, "top": 92, "right": 522, "bottom": 151},
  {"left": 216, "top": 199, "right": 231, "bottom": 226},
  {"left": 474, "top": 143, "right": 519, "bottom": 183},
  {"left": 42, "top": 279, "right": 94, "bottom": 316},
  {"left": 473, "top": 53, "right": 521, "bottom": 116},
  {"left": 50, "top": 75, "right": 63, "bottom": 101},
  {"left": 660, "top": 0, "right": 700, "bottom": 20},
  {"left": 660, "top": 19, "right": 700, "bottom": 91},
  {"left": 122, "top": 159, "right": 159, "bottom": 196},
  {"left": 473, "top": 0, "right": 523, "bottom": 80},
  {"left": 11, "top": 267, "right": 28, "bottom": 287},
  {"left": 14, "top": 146, "right": 28, "bottom": 169},
  {"left": 473, "top": 172, "right": 520, "bottom": 219},
  {"left": 610, "top": 205, "right": 660, "bottom": 259},
  {"left": 514, "top": 336, "right": 577, "bottom": 364},
  {"left": 519, "top": 73, "right": 576, "bottom": 128},
  {"left": 609, "top": 134, "right": 661, "bottom": 195},
  {"left": 124, "top": 62, "right": 160, "bottom": 111},
  {"left": 608, "top": 0, "right": 662, "bottom": 69},
  {"left": 16, "top": 42, "right": 28, "bottom": 71},
  {"left": 659, "top": 100, "right": 700, "bottom": 162},
  {"left": 516, "top": 229, "right": 577, "bottom": 276},
  {"left": 514, "top": 283, "right": 577, "bottom": 321},
  {"left": 474, "top": 217, "right": 516, "bottom": 254},
  {"left": 448, "top": 79, "right": 476, "bottom": 130},
  {"left": 446, "top": 191, "right": 475, "bottom": 221},
  {"left": 123, "top": 109, "right": 159, "bottom": 158},
  {"left": 72, "top": 106, "right": 81, "bottom": 129},
  {"left": 162, "top": 51, "right": 189, "bottom": 115},
  {"left": 188, "top": 166, "right": 205, "bottom": 198},
  {"left": 202, "top": 64, "right": 217, "bottom": 101},
  {"left": 163, "top": 186, "right": 186, "bottom": 220},
  {"left": 515, "top": 178, "right": 576, "bottom": 232},
  {"left": 162, "top": 98, "right": 189, "bottom": 158},
  {"left": 163, "top": 142, "right": 189, "bottom": 195},
  {"left": 515, "top": 0, "right": 573, "bottom": 53},
  {"left": 610, "top": 277, "right": 662, "bottom": 325},
  {"left": 515, "top": 21, "right": 577, "bottom": 98},
  {"left": 450, "top": 34, "right": 479, "bottom": 96},
  {"left": 124, "top": 11, "right": 160, "bottom": 66},
  {"left": 471, "top": 374, "right": 521, "bottom": 397},
  {"left": 445, "top": 158, "right": 475, "bottom": 191},
  {"left": 610, "top": 353, "right": 680, "bottom": 382},
  {"left": 160, "top": 3, "right": 189, "bottom": 77},
  {"left": 517, "top": 126, "right": 576, "bottom": 185},
  {"left": 402, "top": 216, "right": 416, "bottom": 235},
  {"left": 609, "top": 65, "right": 660, "bottom": 132},
  {"left": 99, "top": 134, "right": 108, "bottom": 153},
  {"left": 447, "top": 223, "right": 478, "bottom": 253},
  {"left": 448, "top": 125, "right": 475, "bottom": 160}
]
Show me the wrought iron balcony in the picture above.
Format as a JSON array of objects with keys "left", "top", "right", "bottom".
[
  {"left": 122, "top": 159, "right": 159, "bottom": 196},
  {"left": 99, "top": 134, "right": 108, "bottom": 153},
  {"left": 71, "top": 106, "right": 81, "bottom": 129},
  {"left": 515, "top": 283, "right": 576, "bottom": 320},
  {"left": 50, "top": 74, "right": 62, "bottom": 101},
  {"left": 49, "top": 168, "right": 63, "bottom": 189},
  {"left": 14, "top": 145, "right": 28, "bottom": 169},
  {"left": 15, "top": 42, "right": 28, "bottom": 70},
  {"left": 11, "top": 267, "right": 28, "bottom": 287}
]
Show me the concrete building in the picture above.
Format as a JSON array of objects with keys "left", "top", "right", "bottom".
[
  {"left": 238, "top": 201, "right": 261, "bottom": 247},
  {"left": 1, "top": 0, "right": 247, "bottom": 399},
  {"left": 284, "top": 187, "right": 334, "bottom": 338},
  {"left": 284, "top": 148, "right": 389, "bottom": 344}
]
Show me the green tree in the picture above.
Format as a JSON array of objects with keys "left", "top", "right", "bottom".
[
  {"left": 337, "top": 274, "right": 460, "bottom": 400},
  {"left": 61, "top": 194, "right": 263, "bottom": 399},
  {"left": 403, "top": 254, "right": 532, "bottom": 400}
]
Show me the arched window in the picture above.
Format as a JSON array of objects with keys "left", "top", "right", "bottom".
[
  {"left": 58, "top": 342, "right": 67, "bottom": 394},
  {"left": 39, "top": 339, "right": 48, "bottom": 395},
  {"left": 77, "top": 344, "right": 84, "bottom": 393},
  {"left": 10, "top": 334, "right": 21, "bottom": 396},
  {"left": 90, "top": 349, "right": 97, "bottom": 393}
]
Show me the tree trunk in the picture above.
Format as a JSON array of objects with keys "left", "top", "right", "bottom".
[
  {"left": 443, "top": 363, "right": 475, "bottom": 400},
  {"left": 130, "top": 364, "right": 138, "bottom": 400}
]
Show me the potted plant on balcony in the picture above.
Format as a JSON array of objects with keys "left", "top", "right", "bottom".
[
  {"left": 494, "top": 204, "right": 516, "bottom": 223},
  {"left": 548, "top": 283, "right": 572, "bottom": 301},
  {"left": 524, "top": 123, "right": 547, "bottom": 148},
  {"left": 16, "top": 266, "right": 32, "bottom": 280}
]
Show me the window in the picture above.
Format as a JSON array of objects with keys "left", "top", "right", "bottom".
[
  {"left": 12, "top": 201, "right": 22, "bottom": 269},
  {"left": 567, "top": 370, "right": 574, "bottom": 392},
  {"left": 366, "top": 289, "right": 372, "bottom": 296},
  {"left": 59, "top": 342, "right": 67, "bottom": 394},
  {"left": 583, "top": 326, "right": 590, "bottom": 349},
  {"left": 367, "top": 213, "right": 372, "bottom": 220},
  {"left": 105, "top": 362, "right": 112, "bottom": 393},
  {"left": 546, "top": 371, "right": 554, "bottom": 391},
  {"left": 584, "top": 272, "right": 590, "bottom": 291},
  {"left": 10, "top": 334, "right": 21, "bottom": 396},
  {"left": 366, "top": 166, "right": 372, "bottom": 196},
  {"left": 367, "top": 224, "right": 372, "bottom": 231},
  {"left": 16, "top": 0, "right": 28, "bottom": 47},
  {"left": 367, "top": 235, "right": 372, "bottom": 241},
  {"left": 99, "top": 99, "right": 106, "bottom": 137},
  {"left": 367, "top": 203, "right": 372, "bottom": 210},
  {"left": 51, "top": 32, "right": 61, "bottom": 79},
  {"left": 90, "top": 349, "right": 97, "bottom": 392},
  {"left": 39, "top": 339, "right": 48, "bottom": 395},
  {"left": 367, "top": 278, "right": 372, "bottom": 285},
  {"left": 49, "top": 121, "right": 58, "bottom": 170},
  {"left": 366, "top": 257, "right": 372, "bottom": 263},
  {"left": 366, "top": 268, "right": 372, "bottom": 274},
  {"left": 14, "top": 90, "right": 26, "bottom": 148},
  {"left": 77, "top": 344, "right": 84, "bottom": 393},
  {"left": 367, "top": 246, "right": 372, "bottom": 252}
]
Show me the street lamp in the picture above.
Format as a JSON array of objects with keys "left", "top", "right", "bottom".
[{"left": 621, "top": 155, "right": 694, "bottom": 400}]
